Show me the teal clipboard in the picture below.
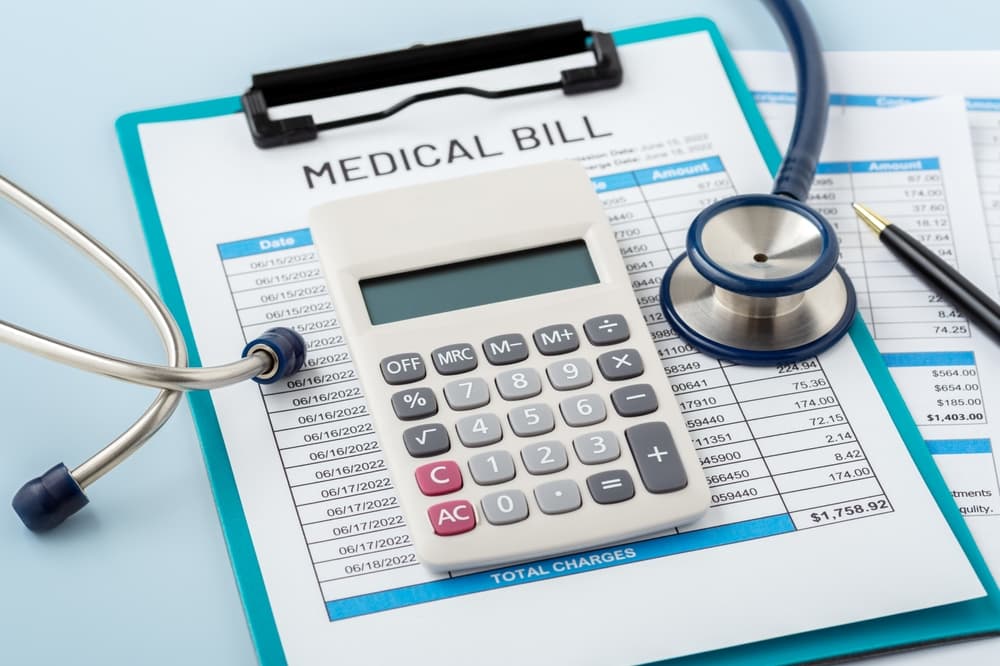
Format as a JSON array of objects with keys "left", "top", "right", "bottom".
[{"left": 115, "top": 17, "right": 1000, "bottom": 665}]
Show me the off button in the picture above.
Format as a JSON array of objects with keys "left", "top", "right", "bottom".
[{"left": 380, "top": 353, "right": 426, "bottom": 385}]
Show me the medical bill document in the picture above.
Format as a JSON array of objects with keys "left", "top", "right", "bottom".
[{"left": 124, "top": 32, "right": 985, "bottom": 665}]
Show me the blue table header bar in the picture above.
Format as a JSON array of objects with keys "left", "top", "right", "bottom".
[
  {"left": 218, "top": 229, "right": 313, "bottom": 260},
  {"left": 882, "top": 351, "right": 976, "bottom": 367},
  {"left": 633, "top": 157, "right": 725, "bottom": 186},
  {"left": 926, "top": 439, "right": 992, "bottom": 455}
]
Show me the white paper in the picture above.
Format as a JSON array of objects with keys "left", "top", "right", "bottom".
[{"left": 131, "top": 34, "right": 983, "bottom": 665}]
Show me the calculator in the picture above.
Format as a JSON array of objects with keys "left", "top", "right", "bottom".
[{"left": 309, "top": 161, "right": 710, "bottom": 572}]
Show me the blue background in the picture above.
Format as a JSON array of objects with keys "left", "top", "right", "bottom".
[{"left": 2, "top": 1, "right": 999, "bottom": 663}]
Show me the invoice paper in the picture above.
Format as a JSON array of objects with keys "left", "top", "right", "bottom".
[
  {"left": 735, "top": 50, "right": 1000, "bottom": 567},
  {"left": 131, "top": 33, "right": 983, "bottom": 665}
]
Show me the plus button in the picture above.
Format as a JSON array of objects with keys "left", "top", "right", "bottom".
[{"left": 646, "top": 446, "right": 671, "bottom": 463}]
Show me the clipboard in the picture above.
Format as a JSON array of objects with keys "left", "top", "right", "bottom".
[{"left": 114, "top": 17, "right": 1000, "bottom": 665}]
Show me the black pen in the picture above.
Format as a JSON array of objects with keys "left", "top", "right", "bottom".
[{"left": 852, "top": 202, "right": 1000, "bottom": 342}]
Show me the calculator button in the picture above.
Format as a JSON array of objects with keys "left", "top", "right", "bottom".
[
  {"left": 495, "top": 368, "right": 542, "bottom": 400},
  {"left": 379, "top": 353, "right": 426, "bottom": 385},
  {"left": 533, "top": 324, "right": 579, "bottom": 355},
  {"left": 482, "top": 334, "right": 529, "bottom": 365},
  {"left": 468, "top": 451, "right": 516, "bottom": 485},
  {"left": 586, "top": 470, "right": 636, "bottom": 504},
  {"left": 546, "top": 358, "right": 593, "bottom": 391},
  {"left": 572, "top": 431, "right": 621, "bottom": 465},
  {"left": 611, "top": 384, "right": 658, "bottom": 417},
  {"left": 596, "top": 349, "right": 644, "bottom": 381},
  {"left": 431, "top": 343, "right": 478, "bottom": 375},
  {"left": 508, "top": 403, "right": 555, "bottom": 437},
  {"left": 428, "top": 499, "right": 476, "bottom": 536},
  {"left": 415, "top": 460, "right": 463, "bottom": 496},
  {"left": 391, "top": 387, "right": 438, "bottom": 421},
  {"left": 534, "top": 480, "right": 582, "bottom": 515},
  {"left": 455, "top": 413, "right": 503, "bottom": 447},
  {"left": 481, "top": 490, "right": 529, "bottom": 525},
  {"left": 402, "top": 423, "right": 451, "bottom": 458},
  {"left": 521, "top": 441, "right": 568, "bottom": 475},
  {"left": 559, "top": 394, "right": 607, "bottom": 427},
  {"left": 583, "top": 314, "right": 630, "bottom": 345},
  {"left": 443, "top": 378, "right": 491, "bottom": 410},
  {"left": 625, "top": 422, "right": 688, "bottom": 493}
]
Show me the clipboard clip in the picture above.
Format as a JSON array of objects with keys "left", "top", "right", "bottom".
[{"left": 241, "top": 21, "right": 623, "bottom": 149}]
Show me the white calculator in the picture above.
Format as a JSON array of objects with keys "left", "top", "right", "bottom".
[{"left": 309, "top": 161, "right": 709, "bottom": 572}]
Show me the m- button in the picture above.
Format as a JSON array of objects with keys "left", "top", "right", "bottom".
[
  {"left": 432, "top": 343, "right": 478, "bottom": 375},
  {"left": 379, "top": 353, "right": 426, "bottom": 385}
]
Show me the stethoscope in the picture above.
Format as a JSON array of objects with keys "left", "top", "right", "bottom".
[
  {"left": 659, "top": 0, "right": 857, "bottom": 365},
  {"left": 0, "top": 174, "right": 307, "bottom": 531},
  {"left": 2, "top": 0, "right": 847, "bottom": 532}
]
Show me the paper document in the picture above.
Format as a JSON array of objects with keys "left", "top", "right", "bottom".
[
  {"left": 736, "top": 51, "right": 1000, "bottom": 569},
  {"left": 131, "top": 34, "right": 983, "bottom": 665}
]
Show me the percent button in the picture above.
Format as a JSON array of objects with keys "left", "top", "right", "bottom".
[{"left": 391, "top": 387, "right": 438, "bottom": 420}]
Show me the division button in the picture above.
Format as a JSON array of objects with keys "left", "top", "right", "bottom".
[
  {"left": 610, "top": 384, "right": 658, "bottom": 417},
  {"left": 455, "top": 413, "right": 503, "bottom": 447},
  {"left": 379, "top": 353, "right": 426, "bottom": 385},
  {"left": 402, "top": 423, "right": 451, "bottom": 457},
  {"left": 521, "top": 441, "right": 569, "bottom": 475},
  {"left": 534, "top": 479, "right": 582, "bottom": 515},
  {"left": 572, "top": 431, "right": 621, "bottom": 465},
  {"left": 586, "top": 470, "right": 636, "bottom": 504},
  {"left": 546, "top": 358, "right": 593, "bottom": 391},
  {"left": 508, "top": 403, "right": 555, "bottom": 437},
  {"left": 596, "top": 349, "right": 644, "bottom": 381},
  {"left": 625, "top": 422, "right": 688, "bottom": 493},
  {"left": 468, "top": 450, "right": 516, "bottom": 485},
  {"left": 559, "top": 394, "right": 607, "bottom": 427},
  {"left": 482, "top": 333, "right": 529, "bottom": 365},
  {"left": 533, "top": 324, "right": 579, "bottom": 355},
  {"left": 428, "top": 499, "right": 476, "bottom": 536},
  {"left": 414, "top": 460, "right": 463, "bottom": 496},
  {"left": 481, "top": 490, "right": 529, "bottom": 526},
  {"left": 431, "top": 343, "right": 478, "bottom": 375},
  {"left": 391, "top": 387, "right": 438, "bottom": 421},
  {"left": 495, "top": 368, "right": 542, "bottom": 400},
  {"left": 443, "top": 377, "right": 491, "bottom": 410},
  {"left": 583, "top": 314, "right": 630, "bottom": 345}
]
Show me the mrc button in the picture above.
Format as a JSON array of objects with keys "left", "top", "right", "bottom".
[
  {"left": 380, "top": 353, "right": 426, "bottom": 385},
  {"left": 432, "top": 343, "right": 478, "bottom": 375}
]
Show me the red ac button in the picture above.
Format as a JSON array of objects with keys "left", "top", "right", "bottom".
[
  {"left": 428, "top": 500, "right": 476, "bottom": 536},
  {"left": 415, "top": 461, "right": 463, "bottom": 496}
]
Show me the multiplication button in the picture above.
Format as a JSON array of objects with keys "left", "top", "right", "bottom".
[
  {"left": 379, "top": 353, "right": 425, "bottom": 385},
  {"left": 391, "top": 387, "right": 438, "bottom": 420},
  {"left": 596, "top": 349, "right": 644, "bottom": 381}
]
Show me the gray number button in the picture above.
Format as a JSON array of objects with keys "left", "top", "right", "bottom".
[
  {"left": 534, "top": 479, "right": 582, "bottom": 515},
  {"left": 495, "top": 368, "right": 542, "bottom": 400},
  {"left": 559, "top": 394, "right": 607, "bottom": 427},
  {"left": 379, "top": 353, "right": 425, "bottom": 385},
  {"left": 611, "top": 384, "right": 658, "bottom": 417},
  {"left": 583, "top": 314, "right": 630, "bottom": 345},
  {"left": 625, "top": 422, "right": 688, "bottom": 493},
  {"left": 572, "top": 431, "right": 621, "bottom": 465},
  {"left": 481, "top": 490, "right": 529, "bottom": 525},
  {"left": 482, "top": 334, "right": 529, "bottom": 365},
  {"left": 586, "top": 470, "right": 636, "bottom": 504},
  {"left": 455, "top": 413, "right": 503, "bottom": 447},
  {"left": 546, "top": 358, "right": 593, "bottom": 391},
  {"left": 508, "top": 403, "right": 555, "bottom": 437},
  {"left": 596, "top": 349, "right": 644, "bottom": 381},
  {"left": 431, "top": 343, "right": 478, "bottom": 375},
  {"left": 391, "top": 387, "right": 438, "bottom": 421},
  {"left": 402, "top": 423, "right": 450, "bottom": 457},
  {"left": 443, "top": 378, "right": 490, "bottom": 410},
  {"left": 521, "top": 441, "right": 568, "bottom": 475},
  {"left": 533, "top": 324, "right": 579, "bottom": 355},
  {"left": 468, "top": 450, "right": 516, "bottom": 485}
]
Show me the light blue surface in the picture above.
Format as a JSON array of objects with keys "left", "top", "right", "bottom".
[{"left": 3, "top": 2, "right": 1000, "bottom": 664}]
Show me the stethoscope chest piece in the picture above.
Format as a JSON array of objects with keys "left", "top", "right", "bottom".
[{"left": 660, "top": 194, "right": 856, "bottom": 365}]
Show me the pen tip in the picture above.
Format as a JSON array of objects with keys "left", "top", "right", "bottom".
[{"left": 852, "top": 202, "right": 889, "bottom": 235}]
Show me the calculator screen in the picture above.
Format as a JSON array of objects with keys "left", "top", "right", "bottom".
[{"left": 360, "top": 240, "right": 599, "bottom": 325}]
